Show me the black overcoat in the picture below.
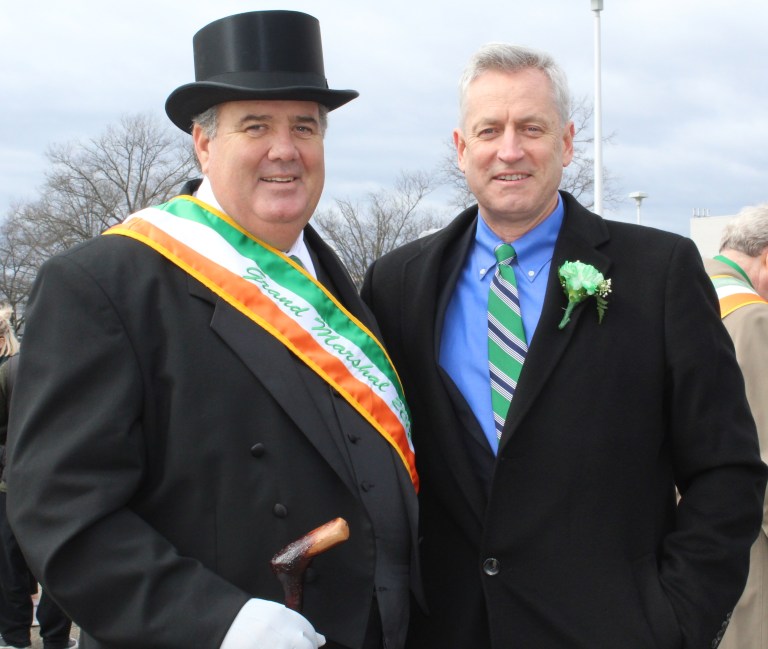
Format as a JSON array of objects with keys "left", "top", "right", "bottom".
[{"left": 362, "top": 192, "right": 767, "bottom": 649}]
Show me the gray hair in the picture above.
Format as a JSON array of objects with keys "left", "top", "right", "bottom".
[
  {"left": 192, "top": 106, "right": 220, "bottom": 139},
  {"left": 719, "top": 203, "right": 768, "bottom": 257},
  {"left": 458, "top": 43, "right": 571, "bottom": 127},
  {"left": 0, "top": 305, "right": 19, "bottom": 357},
  {"left": 191, "top": 104, "right": 329, "bottom": 139}
]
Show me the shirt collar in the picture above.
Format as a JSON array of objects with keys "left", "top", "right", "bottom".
[
  {"left": 192, "top": 176, "right": 315, "bottom": 276},
  {"left": 283, "top": 232, "right": 314, "bottom": 276},
  {"left": 193, "top": 176, "right": 221, "bottom": 213},
  {"left": 474, "top": 193, "right": 564, "bottom": 282}
]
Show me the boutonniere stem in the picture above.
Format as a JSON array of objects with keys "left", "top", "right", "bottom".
[{"left": 557, "top": 261, "right": 611, "bottom": 330}]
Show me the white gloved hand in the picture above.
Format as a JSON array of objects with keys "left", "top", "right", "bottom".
[{"left": 220, "top": 598, "right": 326, "bottom": 649}]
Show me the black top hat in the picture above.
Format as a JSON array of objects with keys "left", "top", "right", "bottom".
[{"left": 165, "top": 10, "right": 359, "bottom": 133}]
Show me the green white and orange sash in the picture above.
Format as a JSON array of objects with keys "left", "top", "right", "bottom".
[
  {"left": 104, "top": 195, "right": 418, "bottom": 490},
  {"left": 710, "top": 273, "right": 768, "bottom": 318}
]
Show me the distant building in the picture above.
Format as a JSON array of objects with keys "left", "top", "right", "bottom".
[{"left": 689, "top": 211, "right": 736, "bottom": 259}]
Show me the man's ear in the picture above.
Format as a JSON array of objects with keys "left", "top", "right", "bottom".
[
  {"left": 562, "top": 121, "right": 575, "bottom": 168},
  {"left": 760, "top": 247, "right": 768, "bottom": 278},
  {"left": 453, "top": 128, "right": 466, "bottom": 173},
  {"left": 192, "top": 124, "right": 211, "bottom": 175}
]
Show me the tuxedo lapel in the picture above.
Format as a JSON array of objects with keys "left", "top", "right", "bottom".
[
  {"left": 304, "top": 233, "right": 424, "bottom": 576},
  {"left": 499, "top": 195, "right": 612, "bottom": 451},
  {"left": 187, "top": 277, "right": 357, "bottom": 492}
]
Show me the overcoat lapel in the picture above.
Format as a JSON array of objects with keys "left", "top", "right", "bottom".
[
  {"left": 433, "top": 212, "right": 494, "bottom": 458},
  {"left": 410, "top": 207, "right": 491, "bottom": 519},
  {"left": 498, "top": 195, "right": 612, "bottom": 452},
  {"left": 406, "top": 207, "right": 480, "bottom": 388}
]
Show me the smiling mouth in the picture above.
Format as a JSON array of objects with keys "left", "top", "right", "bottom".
[
  {"left": 261, "top": 176, "right": 298, "bottom": 183},
  {"left": 495, "top": 173, "right": 529, "bottom": 181}
]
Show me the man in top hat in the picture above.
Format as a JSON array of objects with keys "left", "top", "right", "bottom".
[{"left": 6, "top": 11, "right": 420, "bottom": 649}]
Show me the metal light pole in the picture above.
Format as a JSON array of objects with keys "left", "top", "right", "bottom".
[
  {"left": 591, "top": 0, "right": 604, "bottom": 215},
  {"left": 628, "top": 192, "right": 648, "bottom": 224}
]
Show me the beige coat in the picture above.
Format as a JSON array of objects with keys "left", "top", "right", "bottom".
[{"left": 706, "top": 257, "right": 768, "bottom": 649}]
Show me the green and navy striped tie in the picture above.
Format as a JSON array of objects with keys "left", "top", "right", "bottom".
[{"left": 488, "top": 243, "right": 528, "bottom": 439}]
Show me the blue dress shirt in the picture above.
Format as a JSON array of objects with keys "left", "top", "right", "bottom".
[{"left": 439, "top": 196, "right": 564, "bottom": 453}]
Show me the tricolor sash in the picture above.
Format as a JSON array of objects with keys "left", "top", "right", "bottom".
[
  {"left": 104, "top": 196, "right": 418, "bottom": 490},
  {"left": 710, "top": 274, "right": 768, "bottom": 318}
]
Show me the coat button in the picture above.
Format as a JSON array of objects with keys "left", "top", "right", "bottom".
[
  {"left": 360, "top": 481, "right": 374, "bottom": 492},
  {"left": 250, "top": 443, "right": 266, "bottom": 457},
  {"left": 483, "top": 558, "right": 500, "bottom": 576},
  {"left": 273, "top": 504, "right": 288, "bottom": 518}
]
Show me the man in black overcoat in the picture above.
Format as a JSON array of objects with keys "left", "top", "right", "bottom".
[{"left": 363, "top": 43, "right": 766, "bottom": 649}]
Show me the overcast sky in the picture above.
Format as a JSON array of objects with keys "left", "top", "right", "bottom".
[{"left": 3, "top": 0, "right": 766, "bottom": 236}]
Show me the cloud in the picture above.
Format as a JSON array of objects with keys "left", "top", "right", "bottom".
[{"left": 2, "top": 0, "right": 767, "bottom": 237}]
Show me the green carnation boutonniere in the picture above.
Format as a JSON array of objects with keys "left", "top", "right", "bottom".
[{"left": 557, "top": 261, "right": 611, "bottom": 330}]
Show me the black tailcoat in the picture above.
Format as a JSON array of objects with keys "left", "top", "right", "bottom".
[{"left": 7, "top": 212, "right": 421, "bottom": 649}]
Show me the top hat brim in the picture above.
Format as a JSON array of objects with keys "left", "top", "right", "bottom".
[{"left": 165, "top": 81, "right": 359, "bottom": 133}]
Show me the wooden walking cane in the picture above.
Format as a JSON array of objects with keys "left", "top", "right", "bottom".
[{"left": 270, "top": 517, "right": 350, "bottom": 611}]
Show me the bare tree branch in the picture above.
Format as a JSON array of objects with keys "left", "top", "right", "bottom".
[
  {"left": 44, "top": 113, "right": 196, "bottom": 237},
  {"left": 0, "top": 113, "right": 197, "bottom": 330},
  {"left": 314, "top": 170, "right": 448, "bottom": 288}
]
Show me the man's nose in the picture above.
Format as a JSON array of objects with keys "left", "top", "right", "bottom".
[
  {"left": 268, "top": 129, "right": 300, "bottom": 161},
  {"left": 497, "top": 129, "right": 524, "bottom": 162}
]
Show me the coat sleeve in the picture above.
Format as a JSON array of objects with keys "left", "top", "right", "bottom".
[
  {"left": 725, "top": 305, "right": 768, "bottom": 539},
  {"left": 0, "top": 361, "right": 9, "bottom": 446},
  {"left": 6, "top": 251, "right": 249, "bottom": 647},
  {"left": 0, "top": 360, "right": 9, "bottom": 484},
  {"left": 660, "top": 238, "right": 767, "bottom": 648}
]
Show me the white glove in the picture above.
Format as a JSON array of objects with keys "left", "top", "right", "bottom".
[{"left": 220, "top": 598, "right": 326, "bottom": 649}]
